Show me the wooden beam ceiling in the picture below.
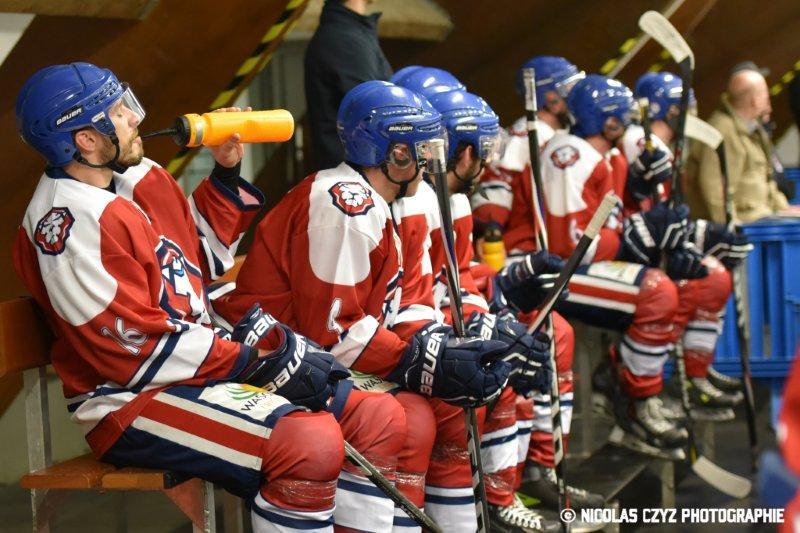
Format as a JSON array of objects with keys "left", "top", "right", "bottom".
[{"left": 0, "top": 0, "right": 159, "bottom": 19}]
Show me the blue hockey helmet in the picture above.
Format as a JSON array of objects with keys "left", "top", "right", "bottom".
[
  {"left": 634, "top": 71, "right": 697, "bottom": 122},
  {"left": 515, "top": 56, "right": 585, "bottom": 104},
  {"left": 337, "top": 80, "right": 445, "bottom": 168},
  {"left": 426, "top": 89, "right": 500, "bottom": 164},
  {"left": 567, "top": 75, "right": 636, "bottom": 138},
  {"left": 16, "top": 62, "right": 146, "bottom": 167},
  {"left": 391, "top": 66, "right": 466, "bottom": 97}
]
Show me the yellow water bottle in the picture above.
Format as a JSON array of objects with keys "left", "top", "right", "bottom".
[
  {"left": 142, "top": 109, "right": 295, "bottom": 147},
  {"left": 481, "top": 222, "right": 506, "bottom": 272}
]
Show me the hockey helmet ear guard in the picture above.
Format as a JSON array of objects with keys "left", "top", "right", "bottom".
[
  {"left": 16, "top": 62, "right": 146, "bottom": 167},
  {"left": 337, "top": 80, "right": 445, "bottom": 168}
]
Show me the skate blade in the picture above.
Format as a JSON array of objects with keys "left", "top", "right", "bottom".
[
  {"left": 608, "top": 426, "right": 687, "bottom": 461},
  {"left": 692, "top": 455, "right": 751, "bottom": 498},
  {"left": 689, "top": 407, "right": 735, "bottom": 422}
]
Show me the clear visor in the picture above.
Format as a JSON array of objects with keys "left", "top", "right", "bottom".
[
  {"left": 117, "top": 85, "right": 146, "bottom": 125},
  {"left": 555, "top": 71, "right": 586, "bottom": 98},
  {"left": 479, "top": 134, "right": 501, "bottom": 164},
  {"left": 414, "top": 135, "right": 449, "bottom": 169},
  {"left": 621, "top": 105, "right": 641, "bottom": 126}
]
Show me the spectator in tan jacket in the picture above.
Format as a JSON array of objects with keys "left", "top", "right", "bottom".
[{"left": 686, "top": 62, "right": 792, "bottom": 223}]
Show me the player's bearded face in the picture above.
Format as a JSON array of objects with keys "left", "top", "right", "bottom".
[
  {"left": 603, "top": 116, "right": 626, "bottom": 145},
  {"left": 106, "top": 99, "right": 145, "bottom": 166},
  {"left": 545, "top": 93, "right": 571, "bottom": 128}
]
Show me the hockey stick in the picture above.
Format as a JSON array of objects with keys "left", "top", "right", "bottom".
[
  {"left": 522, "top": 67, "right": 569, "bottom": 522},
  {"left": 674, "top": 342, "right": 752, "bottom": 498},
  {"left": 344, "top": 442, "right": 443, "bottom": 533},
  {"left": 684, "top": 114, "right": 722, "bottom": 149},
  {"left": 605, "top": 0, "right": 686, "bottom": 77},
  {"left": 428, "top": 138, "right": 491, "bottom": 533},
  {"left": 677, "top": 86, "right": 759, "bottom": 475},
  {"left": 714, "top": 141, "right": 759, "bottom": 472},
  {"left": 637, "top": 96, "right": 666, "bottom": 206},
  {"left": 638, "top": 10, "right": 694, "bottom": 204},
  {"left": 640, "top": 10, "right": 752, "bottom": 498},
  {"left": 524, "top": 192, "right": 618, "bottom": 336}
]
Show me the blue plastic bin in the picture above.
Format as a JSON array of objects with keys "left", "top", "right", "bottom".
[{"left": 786, "top": 168, "right": 800, "bottom": 206}]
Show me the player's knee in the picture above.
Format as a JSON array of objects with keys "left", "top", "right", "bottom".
[
  {"left": 348, "top": 392, "right": 407, "bottom": 462},
  {"left": 270, "top": 411, "right": 344, "bottom": 482},
  {"left": 700, "top": 258, "right": 732, "bottom": 311},
  {"left": 553, "top": 311, "right": 575, "bottom": 369},
  {"left": 396, "top": 392, "right": 436, "bottom": 460},
  {"left": 636, "top": 268, "right": 679, "bottom": 323}
]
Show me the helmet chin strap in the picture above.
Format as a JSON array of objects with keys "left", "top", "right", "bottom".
[
  {"left": 74, "top": 135, "right": 131, "bottom": 174},
  {"left": 449, "top": 159, "right": 485, "bottom": 194},
  {"left": 380, "top": 162, "right": 420, "bottom": 199}
]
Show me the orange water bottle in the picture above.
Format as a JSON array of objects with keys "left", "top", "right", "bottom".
[
  {"left": 142, "top": 109, "right": 294, "bottom": 147},
  {"left": 481, "top": 222, "right": 506, "bottom": 272}
]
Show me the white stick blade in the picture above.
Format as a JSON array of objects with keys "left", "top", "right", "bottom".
[
  {"left": 685, "top": 114, "right": 723, "bottom": 149},
  {"left": 692, "top": 455, "right": 752, "bottom": 498},
  {"left": 584, "top": 192, "right": 618, "bottom": 239},
  {"left": 638, "top": 11, "right": 694, "bottom": 67}
]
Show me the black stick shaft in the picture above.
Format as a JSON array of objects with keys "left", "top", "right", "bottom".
[
  {"left": 670, "top": 58, "right": 693, "bottom": 206},
  {"left": 522, "top": 68, "right": 569, "bottom": 524},
  {"left": 344, "top": 442, "right": 442, "bottom": 533},
  {"left": 717, "top": 143, "right": 759, "bottom": 471},
  {"left": 429, "top": 140, "right": 490, "bottom": 532}
]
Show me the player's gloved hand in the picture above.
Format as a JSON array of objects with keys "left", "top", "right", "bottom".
[
  {"left": 495, "top": 251, "right": 566, "bottom": 313},
  {"left": 617, "top": 203, "right": 690, "bottom": 265},
  {"left": 464, "top": 311, "right": 551, "bottom": 397},
  {"left": 387, "top": 322, "right": 511, "bottom": 407},
  {"left": 688, "top": 219, "right": 753, "bottom": 270},
  {"left": 627, "top": 147, "right": 672, "bottom": 200},
  {"left": 232, "top": 305, "right": 350, "bottom": 411},
  {"left": 666, "top": 240, "right": 709, "bottom": 280}
]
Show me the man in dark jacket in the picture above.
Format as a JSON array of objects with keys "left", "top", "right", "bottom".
[{"left": 305, "top": 0, "right": 393, "bottom": 170}]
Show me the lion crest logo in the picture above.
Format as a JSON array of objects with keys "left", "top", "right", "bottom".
[
  {"left": 329, "top": 181, "right": 375, "bottom": 216},
  {"left": 34, "top": 207, "right": 75, "bottom": 255}
]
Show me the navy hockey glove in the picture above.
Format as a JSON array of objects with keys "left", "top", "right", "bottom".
[
  {"left": 617, "top": 203, "right": 689, "bottom": 265},
  {"left": 465, "top": 311, "right": 551, "bottom": 397},
  {"left": 387, "top": 322, "right": 511, "bottom": 407},
  {"left": 495, "top": 252, "right": 566, "bottom": 313},
  {"left": 688, "top": 219, "right": 753, "bottom": 270},
  {"left": 627, "top": 147, "right": 672, "bottom": 201},
  {"left": 232, "top": 305, "right": 350, "bottom": 412},
  {"left": 666, "top": 240, "right": 709, "bottom": 280}
]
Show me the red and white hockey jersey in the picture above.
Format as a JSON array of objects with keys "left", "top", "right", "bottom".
[
  {"left": 472, "top": 118, "right": 555, "bottom": 256},
  {"left": 539, "top": 131, "right": 623, "bottom": 262},
  {"left": 427, "top": 186, "right": 491, "bottom": 320},
  {"left": 390, "top": 181, "right": 440, "bottom": 338},
  {"left": 13, "top": 159, "right": 263, "bottom": 454},
  {"left": 215, "top": 163, "right": 414, "bottom": 378}
]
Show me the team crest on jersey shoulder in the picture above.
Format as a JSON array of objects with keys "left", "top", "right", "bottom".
[
  {"left": 34, "top": 207, "right": 75, "bottom": 255},
  {"left": 329, "top": 181, "right": 374, "bottom": 216},
  {"left": 550, "top": 145, "right": 580, "bottom": 169}
]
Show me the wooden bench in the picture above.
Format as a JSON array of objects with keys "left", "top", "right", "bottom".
[{"left": 1, "top": 297, "right": 218, "bottom": 532}]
